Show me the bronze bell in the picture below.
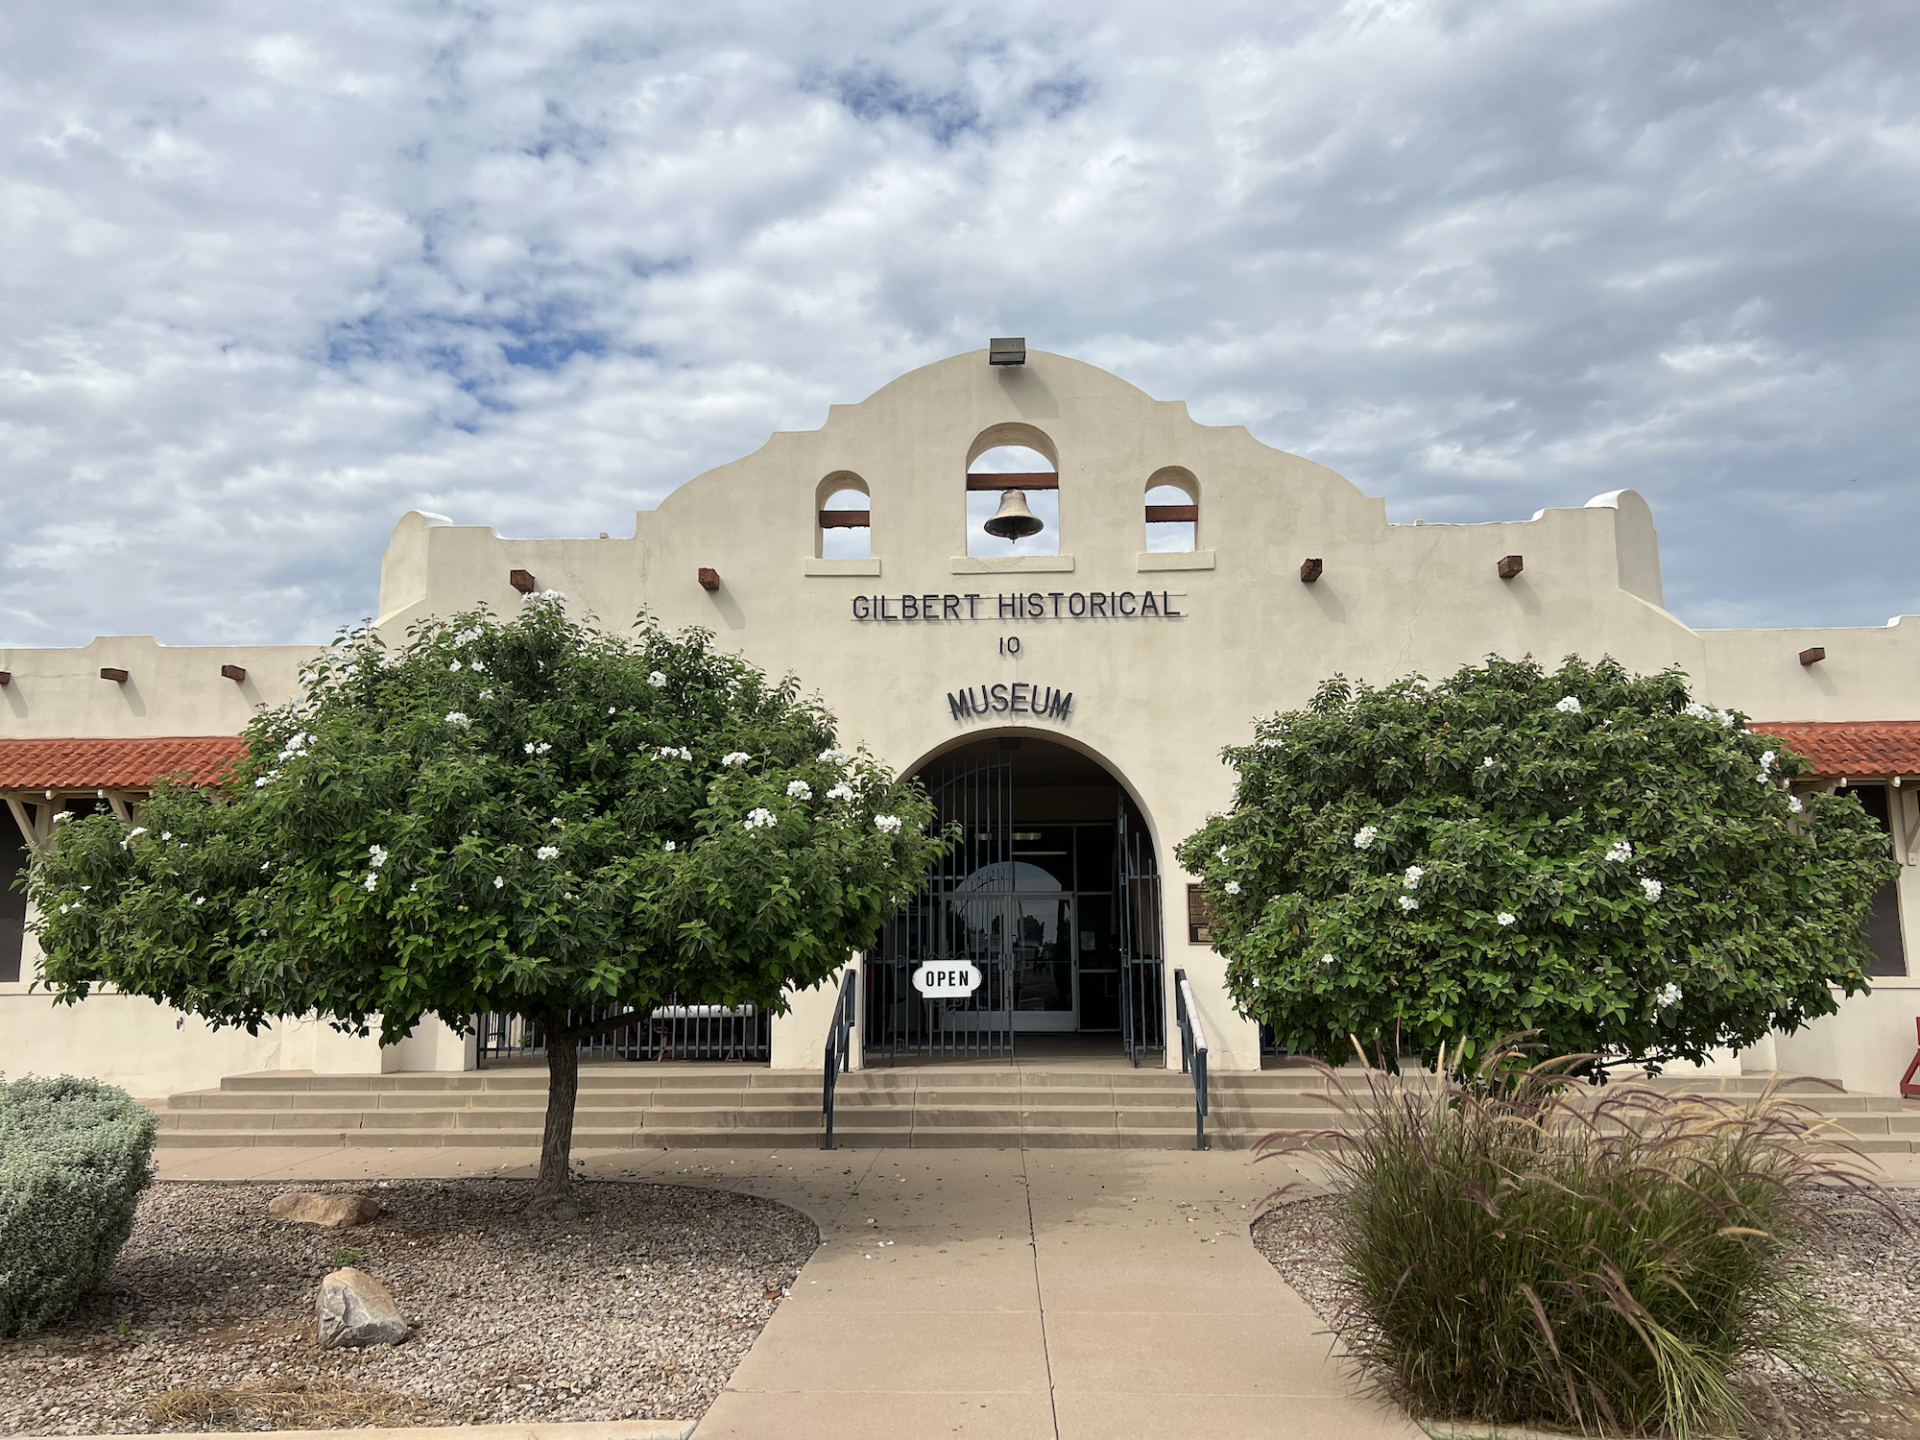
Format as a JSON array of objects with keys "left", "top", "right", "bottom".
[{"left": 983, "top": 488, "right": 1044, "bottom": 540}]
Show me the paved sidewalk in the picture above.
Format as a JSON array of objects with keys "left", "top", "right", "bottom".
[{"left": 157, "top": 1143, "right": 1416, "bottom": 1440}]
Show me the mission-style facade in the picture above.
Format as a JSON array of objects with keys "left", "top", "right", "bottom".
[{"left": 5, "top": 348, "right": 1919, "bottom": 1097}]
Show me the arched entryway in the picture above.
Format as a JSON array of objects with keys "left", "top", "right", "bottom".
[{"left": 864, "top": 733, "right": 1166, "bottom": 1065}]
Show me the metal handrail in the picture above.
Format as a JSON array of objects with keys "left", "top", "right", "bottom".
[
  {"left": 820, "top": 967, "right": 858, "bottom": 1150},
  {"left": 1174, "top": 968, "right": 1209, "bottom": 1150}
]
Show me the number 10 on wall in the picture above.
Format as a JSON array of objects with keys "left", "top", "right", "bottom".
[{"left": 999, "top": 636, "right": 1021, "bottom": 656}]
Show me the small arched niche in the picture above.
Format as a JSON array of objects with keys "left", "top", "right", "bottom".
[
  {"left": 1143, "top": 467, "right": 1198, "bottom": 553},
  {"left": 966, "top": 424, "right": 1059, "bottom": 558},
  {"left": 816, "top": 472, "right": 871, "bottom": 560}
]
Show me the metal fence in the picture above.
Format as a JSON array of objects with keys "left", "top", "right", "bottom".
[
  {"left": 864, "top": 755, "right": 1019, "bottom": 1060},
  {"left": 473, "top": 1000, "right": 770, "bottom": 1066}
]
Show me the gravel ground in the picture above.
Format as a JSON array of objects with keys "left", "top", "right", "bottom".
[
  {"left": 0, "top": 1178, "right": 819, "bottom": 1435},
  {"left": 1254, "top": 1187, "right": 1920, "bottom": 1440}
]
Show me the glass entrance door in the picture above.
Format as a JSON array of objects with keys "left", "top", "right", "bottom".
[{"left": 1010, "top": 894, "right": 1075, "bottom": 1031}]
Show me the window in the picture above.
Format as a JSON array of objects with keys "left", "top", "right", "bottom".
[
  {"left": 1837, "top": 783, "right": 1907, "bottom": 976},
  {"left": 1, "top": 812, "right": 28, "bottom": 983},
  {"left": 1144, "top": 468, "right": 1198, "bottom": 553},
  {"left": 816, "top": 473, "right": 870, "bottom": 559},
  {"left": 965, "top": 424, "right": 1059, "bottom": 557}
]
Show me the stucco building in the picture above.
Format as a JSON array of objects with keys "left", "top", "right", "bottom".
[{"left": 5, "top": 347, "right": 1919, "bottom": 1098}]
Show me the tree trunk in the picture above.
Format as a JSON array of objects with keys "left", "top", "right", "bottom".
[{"left": 530, "top": 1017, "right": 580, "bottom": 1216}]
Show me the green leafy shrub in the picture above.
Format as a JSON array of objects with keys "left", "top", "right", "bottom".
[
  {"left": 1179, "top": 655, "right": 1896, "bottom": 1069},
  {"left": 0, "top": 1075, "right": 157, "bottom": 1337},
  {"left": 1265, "top": 1047, "right": 1904, "bottom": 1438}
]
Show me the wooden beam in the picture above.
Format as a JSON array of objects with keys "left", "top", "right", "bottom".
[
  {"left": 100, "top": 667, "right": 129, "bottom": 683},
  {"left": 104, "top": 791, "right": 136, "bottom": 824},
  {"left": 1497, "top": 555, "right": 1524, "bottom": 580},
  {"left": 1799, "top": 646, "right": 1826, "bottom": 666},
  {"left": 509, "top": 568, "right": 537, "bottom": 594},
  {"left": 1144, "top": 505, "right": 1198, "bottom": 523},
  {"left": 1299, "top": 558, "right": 1323, "bottom": 583},
  {"left": 0, "top": 671, "right": 10, "bottom": 686},
  {"left": 818, "top": 509, "right": 871, "bottom": 529},
  {"left": 221, "top": 663, "right": 247, "bottom": 683},
  {"left": 698, "top": 567, "right": 721, "bottom": 592},
  {"left": 4, "top": 797, "right": 42, "bottom": 854},
  {"left": 965, "top": 473, "right": 1058, "bottom": 491}
]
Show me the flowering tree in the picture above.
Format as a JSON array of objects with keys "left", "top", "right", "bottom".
[
  {"left": 29, "top": 599, "right": 941, "bottom": 1209},
  {"left": 1175, "top": 656, "right": 1895, "bottom": 1071}
]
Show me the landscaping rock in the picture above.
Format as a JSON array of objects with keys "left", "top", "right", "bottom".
[
  {"left": 316, "top": 1267, "right": 410, "bottom": 1349},
  {"left": 269, "top": 1191, "right": 380, "bottom": 1228}
]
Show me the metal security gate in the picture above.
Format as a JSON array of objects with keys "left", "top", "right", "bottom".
[
  {"left": 1116, "top": 797, "right": 1167, "bottom": 1064},
  {"left": 474, "top": 1000, "right": 770, "bottom": 1066},
  {"left": 865, "top": 757, "right": 1018, "bottom": 1060}
]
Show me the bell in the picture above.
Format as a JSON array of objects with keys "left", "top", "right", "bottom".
[{"left": 983, "top": 488, "right": 1044, "bottom": 540}]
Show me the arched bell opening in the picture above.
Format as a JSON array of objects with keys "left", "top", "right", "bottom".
[
  {"left": 865, "top": 732, "right": 1167, "bottom": 1066},
  {"left": 965, "top": 427, "right": 1060, "bottom": 558}
]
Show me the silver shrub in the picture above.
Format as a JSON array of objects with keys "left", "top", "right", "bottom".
[{"left": 0, "top": 1075, "right": 157, "bottom": 1336}]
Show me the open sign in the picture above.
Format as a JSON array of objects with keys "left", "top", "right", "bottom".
[{"left": 912, "top": 962, "right": 983, "bottom": 998}]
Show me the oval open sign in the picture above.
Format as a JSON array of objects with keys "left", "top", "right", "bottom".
[{"left": 912, "top": 962, "right": 983, "bottom": 999}]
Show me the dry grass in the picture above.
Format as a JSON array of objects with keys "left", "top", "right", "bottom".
[{"left": 143, "top": 1376, "right": 432, "bottom": 1430}]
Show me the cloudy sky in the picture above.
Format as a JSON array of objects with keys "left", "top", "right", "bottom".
[{"left": 3, "top": 0, "right": 1916, "bottom": 648}]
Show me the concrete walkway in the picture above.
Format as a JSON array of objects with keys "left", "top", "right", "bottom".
[{"left": 157, "top": 1143, "right": 1418, "bottom": 1440}]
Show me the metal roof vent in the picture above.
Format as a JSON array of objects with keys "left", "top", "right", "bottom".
[{"left": 989, "top": 337, "right": 1026, "bottom": 366}]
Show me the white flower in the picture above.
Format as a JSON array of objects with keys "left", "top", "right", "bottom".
[
  {"left": 493, "top": 875, "right": 505, "bottom": 889},
  {"left": 255, "top": 776, "right": 271, "bottom": 788},
  {"left": 368, "top": 845, "right": 388, "bottom": 868},
  {"left": 550, "top": 817, "right": 565, "bottom": 828},
  {"left": 126, "top": 826, "right": 147, "bottom": 840},
  {"left": 1756, "top": 771, "right": 1772, "bottom": 785},
  {"left": 161, "top": 832, "right": 172, "bottom": 841},
  {"left": 1402, "top": 865, "right": 1423, "bottom": 889},
  {"left": 827, "top": 783, "right": 855, "bottom": 802},
  {"left": 1641, "top": 877, "right": 1664, "bottom": 902},
  {"left": 1655, "top": 982, "right": 1681, "bottom": 1009},
  {"left": 445, "top": 711, "right": 471, "bottom": 728},
  {"left": 524, "top": 742, "right": 536, "bottom": 754},
  {"left": 454, "top": 627, "right": 482, "bottom": 646},
  {"left": 536, "top": 845, "right": 560, "bottom": 861},
  {"left": 363, "top": 874, "right": 378, "bottom": 892},
  {"left": 535, "top": 742, "right": 551, "bottom": 755},
  {"left": 648, "top": 670, "right": 668, "bottom": 687},
  {"left": 1759, "top": 750, "right": 1776, "bottom": 772},
  {"left": 194, "top": 896, "right": 205, "bottom": 906},
  {"left": 1789, "top": 795, "right": 1804, "bottom": 815},
  {"left": 608, "top": 706, "right": 617, "bottom": 714},
  {"left": 722, "top": 751, "right": 752, "bottom": 767},
  {"left": 874, "top": 814, "right": 903, "bottom": 834},
  {"left": 1320, "top": 953, "right": 1336, "bottom": 966},
  {"left": 479, "top": 688, "right": 493, "bottom": 700},
  {"left": 818, "top": 748, "right": 846, "bottom": 764},
  {"left": 58, "top": 904, "right": 68, "bottom": 914},
  {"left": 469, "top": 660, "right": 486, "bottom": 674},
  {"left": 1398, "top": 895, "right": 1419, "bottom": 912},
  {"left": 377, "top": 651, "right": 399, "bottom": 669},
  {"left": 1482, "top": 756, "right": 1495, "bottom": 768},
  {"left": 1555, "top": 696, "right": 1582, "bottom": 714},
  {"left": 448, "top": 660, "right": 462, "bottom": 672},
  {"left": 787, "top": 780, "right": 812, "bottom": 800},
  {"left": 52, "top": 812, "right": 71, "bottom": 825},
  {"left": 1216, "top": 845, "right": 1229, "bottom": 861},
  {"left": 744, "top": 807, "right": 777, "bottom": 830},
  {"left": 261, "top": 862, "right": 271, "bottom": 871},
  {"left": 664, "top": 840, "right": 676, "bottom": 852},
  {"left": 1605, "top": 841, "right": 1632, "bottom": 864},
  {"left": 1353, "top": 825, "right": 1378, "bottom": 850},
  {"left": 1497, "top": 912, "right": 1517, "bottom": 927},
  {"left": 1719, "top": 710, "right": 1737, "bottom": 728},
  {"left": 1224, "top": 881, "right": 1241, "bottom": 895},
  {"left": 1684, "top": 701, "right": 1713, "bottom": 720}
]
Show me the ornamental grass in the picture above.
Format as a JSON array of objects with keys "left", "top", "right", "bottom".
[{"left": 1260, "top": 1044, "right": 1910, "bottom": 1439}]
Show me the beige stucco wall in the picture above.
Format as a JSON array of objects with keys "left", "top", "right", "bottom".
[{"left": 8, "top": 349, "right": 1920, "bottom": 1092}]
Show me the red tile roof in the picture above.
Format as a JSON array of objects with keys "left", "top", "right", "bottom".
[
  {"left": 1749, "top": 721, "right": 1920, "bottom": 780},
  {"left": 0, "top": 737, "right": 249, "bottom": 791}
]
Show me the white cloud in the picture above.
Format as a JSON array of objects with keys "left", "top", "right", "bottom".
[{"left": 2, "top": 0, "right": 1916, "bottom": 644}]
